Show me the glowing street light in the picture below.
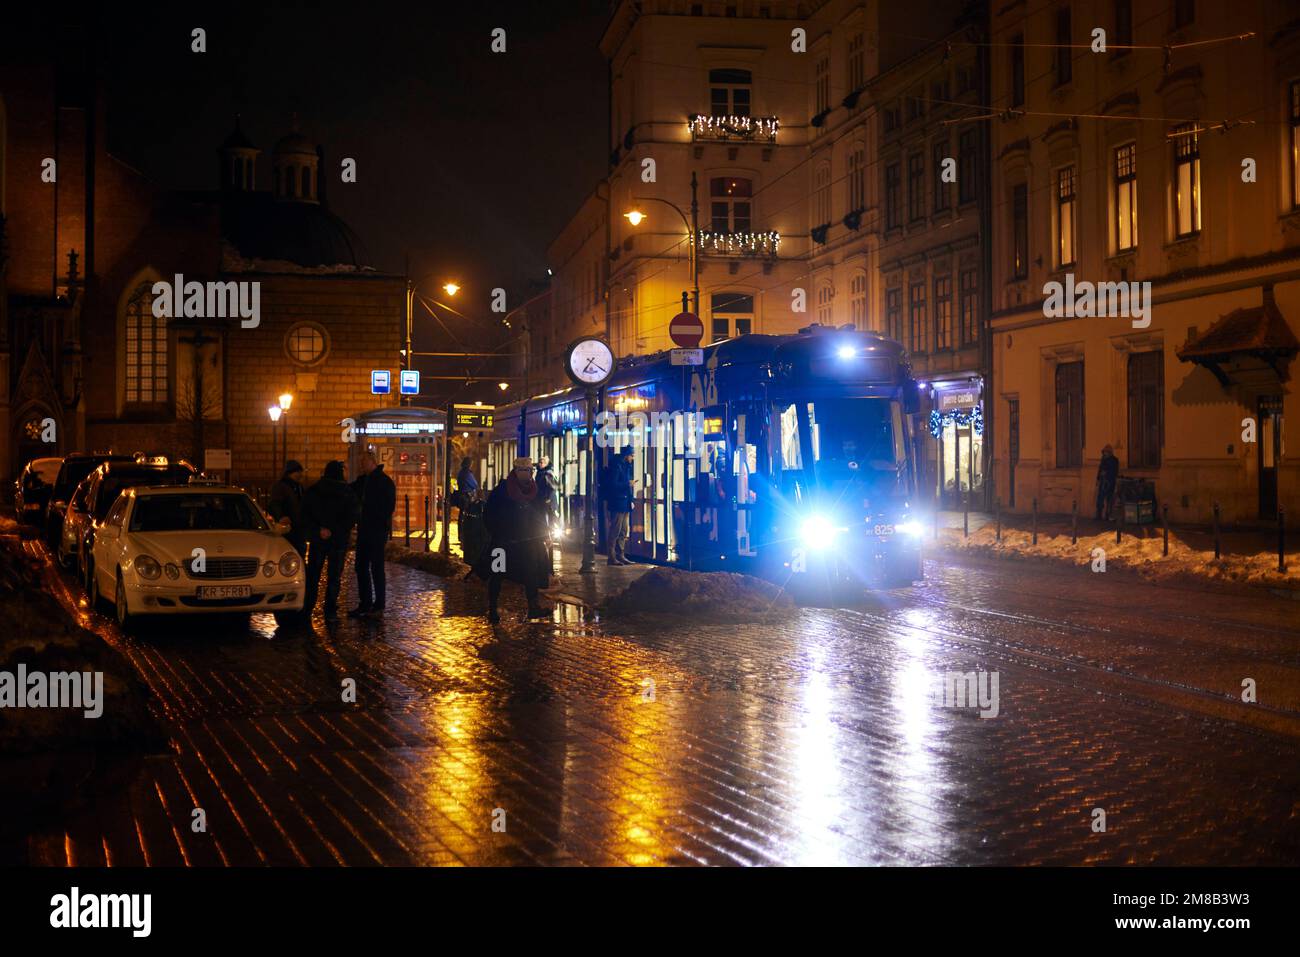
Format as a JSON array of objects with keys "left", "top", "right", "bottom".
[
  {"left": 623, "top": 210, "right": 645, "bottom": 226},
  {"left": 278, "top": 392, "right": 293, "bottom": 411},
  {"left": 267, "top": 405, "right": 282, "bottom": 423},
  {"left": 498, "top": 381, "right": 509, "bottom": 391},
  {"left": 443, "top": 282, "right": 460, "bottom": 296}
]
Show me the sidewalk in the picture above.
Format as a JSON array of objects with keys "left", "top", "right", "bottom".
[{"left": 934, "top": 508, "right": 1299, "bottom": 594}]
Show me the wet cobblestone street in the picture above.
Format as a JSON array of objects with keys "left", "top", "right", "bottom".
[{"left": 23, "top": 540, "right": 1300, "bottom": 866}]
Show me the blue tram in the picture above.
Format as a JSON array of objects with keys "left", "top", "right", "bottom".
[{"left": 487, "top": 325, "right": 927, "bottom": 592}]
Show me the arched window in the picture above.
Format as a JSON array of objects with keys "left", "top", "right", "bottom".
[
  {"left": 302, "top": 167, "right": 312, "bottom": 200},
  {"left": 850, "top": 273, "right": 867, "bottom": 328},
  {"left": 124, "top": 284, "right": 168, "bottom": 405},
  {"left": 286, "top": 166, "right": 297, "bottom": 198},
  {"left": 817, "top": 282, "right": 834, "bottom": 325}
]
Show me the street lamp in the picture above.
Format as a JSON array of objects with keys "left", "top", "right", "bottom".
[
  {"left": 623, "top": 171, "right": 700, "bottom": 316},
  {"left": 497, "top": 381, "right": 509, "bottom": 392},
  {"left": 268, "top": 406, "right": 283, "bottom": 485},
  {"left": 443, "top": 282, "right": 460, "bottom": 296},
  {"left": 405, "top": 275, "right": 461, "bottom": 406}
]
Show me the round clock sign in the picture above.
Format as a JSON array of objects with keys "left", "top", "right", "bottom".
[{"left": 564, "top": 337, "right": 617, "bottom": 388}]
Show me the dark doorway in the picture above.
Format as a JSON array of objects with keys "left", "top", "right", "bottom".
[{"left": 1258, "top": 395, "right": 1282, "bottom": 519}]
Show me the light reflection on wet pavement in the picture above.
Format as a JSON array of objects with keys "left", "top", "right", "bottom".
[{"left": 26, "top": 542, "right": 1300, "bottom": 866}]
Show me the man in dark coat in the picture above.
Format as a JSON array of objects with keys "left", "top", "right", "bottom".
[
  {"left": 1095, "top": 444, "right": 1120, "bottom": 520},
  {"left": 301, "top": 460, "right": 360, "bottom": 622},
  {"left": 268, "top": 459, "right": 306, "bottom": 555},
  {"left": 606, "top": 449, "right": 635, "bottom": 566},
  {"left": 350, "top": 450, "right": 397, "bottom": 618},
  {"left": 472, "top": 456, "right": 552, "bottom": 623}
]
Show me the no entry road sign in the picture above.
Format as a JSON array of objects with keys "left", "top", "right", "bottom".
[{"left": 669, "top": 311, "right": 704, "bottom": 349}]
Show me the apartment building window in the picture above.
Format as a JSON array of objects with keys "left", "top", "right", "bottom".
[
  {"left": 908, "top": 281, "right": 926, "bottom": 353},
  {"left": 884, "top": 105, "right": 900, "bottom": 133},
  {"left": 817, "top": 283, "right": 834, "bottom": 325},
  {"left": 885, "top": 288, "right": 902, "bottom": 342},
  {"left": 814, "top": 162, "right": 831, "bottom": 225},
  {"left": 958, "top": 130, "right": 977, "bottom": 204},
  {"left": 907, "top": 90, "right": 924, "bottom": 122},
  {"left": 908, "top": 153, "right": 925, "bottom": 222},
  {"left": 933, "top": 275, "right": 953, "bottom": 351},
  {"left": 885, "top": 163, "right": 901, "bottom": 229},
  {"left": 850, "top": 273, "right": 867, "bottom": 327},
  {"left": 958, "top": 269, "right": 978, "bottom": 345},
  {"left": 1054, "top": 361, "right": 1085, "bottom": 468},
  {"left": 848, "top": 32, "right": 864, "bottom": 91},
  {"left": 1056, "top": 165, "right": 1077, "bottom": 267},
  {"left": 933, "top": 139, "right": 951, "bottom": 211},
  {"left": 712, "top": 292, "right": 753, "bottom": 341},
  {"left": 125, "top": 284, "right": 168, "bottom": 405},
  {"left": 1055, "top": 7, "right": 1072, "bottom": 87},
  {"left": 815, "top": 57, "right": 830, "bottom": 115},
  {"left": 1290, "top": 82, "right": 1300, "bottom": 208},
  {"left": 710, "top": 177, "right": 753, "bottom": 232},
  {"left": 1173, "top": 124, "right": 1201, "bottom": 237},
  {"left": 1115, "top": 142, "right": 1138, "bottom": 250},
  {"left": 1114, "top": 0, "right": 1132, "bottom": 55},
  {"left": 849, "top": 144, "right": 866, "bottom": 211},
  {"left": 1174, "top": 0, "right": 1194, "bottom": 29},
  {"left": 1010, "top": 35, "right": 1025, "bottom": 107},
  {"left": 1012, "top": 183, "right": 1029, "bottom": 279},
  {"left": 710, "top": 69, "right": 752, "bottom": 117},
  {"left": 1127, "top": 350, "right": 1164, "bottom": 469}
]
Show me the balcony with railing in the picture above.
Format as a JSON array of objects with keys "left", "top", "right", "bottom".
[
  {"left": 688, "top": 114, "right": 779, "bottom": 144},
  {"left": 695, "top": 230, "right": 781, "bottom": 259}
]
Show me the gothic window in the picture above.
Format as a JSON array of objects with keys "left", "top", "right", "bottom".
[{"left": 125, "top": 285, "right": 168, "bottom": 405}]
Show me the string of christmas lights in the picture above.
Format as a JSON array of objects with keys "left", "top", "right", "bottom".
[{"left": 687, "top": 114, "right": 780, "bottom": 143}]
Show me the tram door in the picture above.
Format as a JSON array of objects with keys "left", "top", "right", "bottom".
[{"left": 695, "top": 405, "right": 732, "bottom": 562}]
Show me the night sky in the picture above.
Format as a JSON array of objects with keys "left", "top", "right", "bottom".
[{"left": 81, "top": 2, "right": 609, "bottom": 333}]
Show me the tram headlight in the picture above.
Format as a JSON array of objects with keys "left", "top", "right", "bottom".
[
  {"left": 895, "top": 520, "right": 923, "bottom": 536},
  {"left": 801, "top": 515, "right": 841, "bottom": 549}
]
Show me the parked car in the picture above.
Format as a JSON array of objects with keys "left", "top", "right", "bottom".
[
  {"left": 88, "top": 478, "right": 304, "bottom": 631},
  {"left": 44, "top": 452, "right": 136, "bottom": 551},
  {"left": 14, "top": 457, "right": 62, "bottom": 524},
  {"left": 65, "top": 460, "right": 198, "bottom": 587}
]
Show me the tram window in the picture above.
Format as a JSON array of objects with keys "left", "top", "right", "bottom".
[{"left": 780, "top": 403, "right": 803, "bottom": 470}]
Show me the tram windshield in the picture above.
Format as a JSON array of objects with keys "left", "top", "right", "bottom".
[{"left": 779, "top": 398, "right": 908, "bottom": 492}]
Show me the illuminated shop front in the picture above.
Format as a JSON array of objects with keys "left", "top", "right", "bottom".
[{"left": 928, "top": 380, "right": 984, "bottom": 508}]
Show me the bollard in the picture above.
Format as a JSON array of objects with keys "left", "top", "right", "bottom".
[
  {"left": 963, "top": 492, "right": 969, "bottom": 538},
  {"left": 1162, "top": 503, "right": 1169, "bottom": 557},
  {"left": 1213, "top": 501, "right": 1221, "bottom": 560},
  {"left": 995, "top": 499, "right": 1001, "bottom": 543},
  {"left": 1116, "top": 505, "right": 1122, "bottom": 546},
  {"left": 1071, "top": 500, "right": 1077, "bottom": 545},
  {"left": 404, "top": 494, "right": 410, "bottom": 550},
  {"left": 424, "top": 494, "right": 431, "bottom": 548},
  {"left": 1032, "top": 497, "right": 1038, "bottom": 546},
  {"left": 1279, "top": 506, "right": 1286, "bottom": 574}
]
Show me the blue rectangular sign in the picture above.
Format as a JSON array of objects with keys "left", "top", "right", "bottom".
[
  {"left": 400, "top": 369, "right": 420, "bottom": 395},
  {"left": 371, "top": 370, "right": 390, "bottom": 394}
]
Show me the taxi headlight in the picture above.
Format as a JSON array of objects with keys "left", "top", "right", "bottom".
[
  {"left": 279, "top": 551, "right": 301, "bottom": 576},
  {"left": 135, "top": 555, "right": 162, "bottom": 580},
  {"left": 263, "top": 562, "right": 276, "bottom": 577},
  {"left": 164, "top": 563, "right": 180, "bottom": 580}
]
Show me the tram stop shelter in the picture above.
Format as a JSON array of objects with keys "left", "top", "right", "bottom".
[{"left": 347, "top": 407, "right": 447, "bottom": 546}]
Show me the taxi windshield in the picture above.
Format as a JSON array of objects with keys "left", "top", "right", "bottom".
[{"left": 130, "top": 494, "right": 268, "bottom": 532}]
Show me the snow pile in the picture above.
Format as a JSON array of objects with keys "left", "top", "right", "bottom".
[
  {"left": 939, "top": 523, "right": 1299, "bottom": 592},
  {"left": 603, "top": 566, "right": 796, "bottom": 622},
  {"left": 0, "top": 533, "right": 167, "bottom": 834},
  {"left": 385, "top": 542, "right": 470, "bottom": 580}
]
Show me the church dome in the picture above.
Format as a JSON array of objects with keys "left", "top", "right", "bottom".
[
  {"left": 273, "top": 131, "right": 317, "bottom": 157},
  {"left": 221, "top": 193, "right": 370, "bottom": 269}
]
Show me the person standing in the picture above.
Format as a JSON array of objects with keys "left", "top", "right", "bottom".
[
  {"left": 301, "top": 460, "right": 359, "bottom": 622},
  {"left": 350, "top": 450, "right": 397, "bottom": 618},
  {"left": 455, "top": 458, "right": 479, "bottom": 500},
  {"left": 268, "top": 459, "right": 306, "bottom": 555},
  {"left": 472, "top": 456, "right": 552, "bottom": 622},
  {"left": 535, "top": 455, "right": 558, "bottom": 540},
  {"left": 606, "top": 448, "right": 635, "bottom": 566},
  {"left": 1095, "top": 444, "right": 1120, "bottom": 521}
]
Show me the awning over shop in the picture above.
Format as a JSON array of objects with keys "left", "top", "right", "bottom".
[{"left": 1175, "top": 298, "right": 1298, "bottom": 385}]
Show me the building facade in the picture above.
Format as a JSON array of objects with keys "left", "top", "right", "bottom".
[
  {"left": 989, "top": 0, "right": 1300, "bottom": 524},
  {"left": 0, "top": 36, "right": 402, "bottom": 487}
]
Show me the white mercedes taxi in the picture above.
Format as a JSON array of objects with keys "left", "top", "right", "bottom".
[{"left": 88, "top": 478, "right": 304, "bottom": 630}]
